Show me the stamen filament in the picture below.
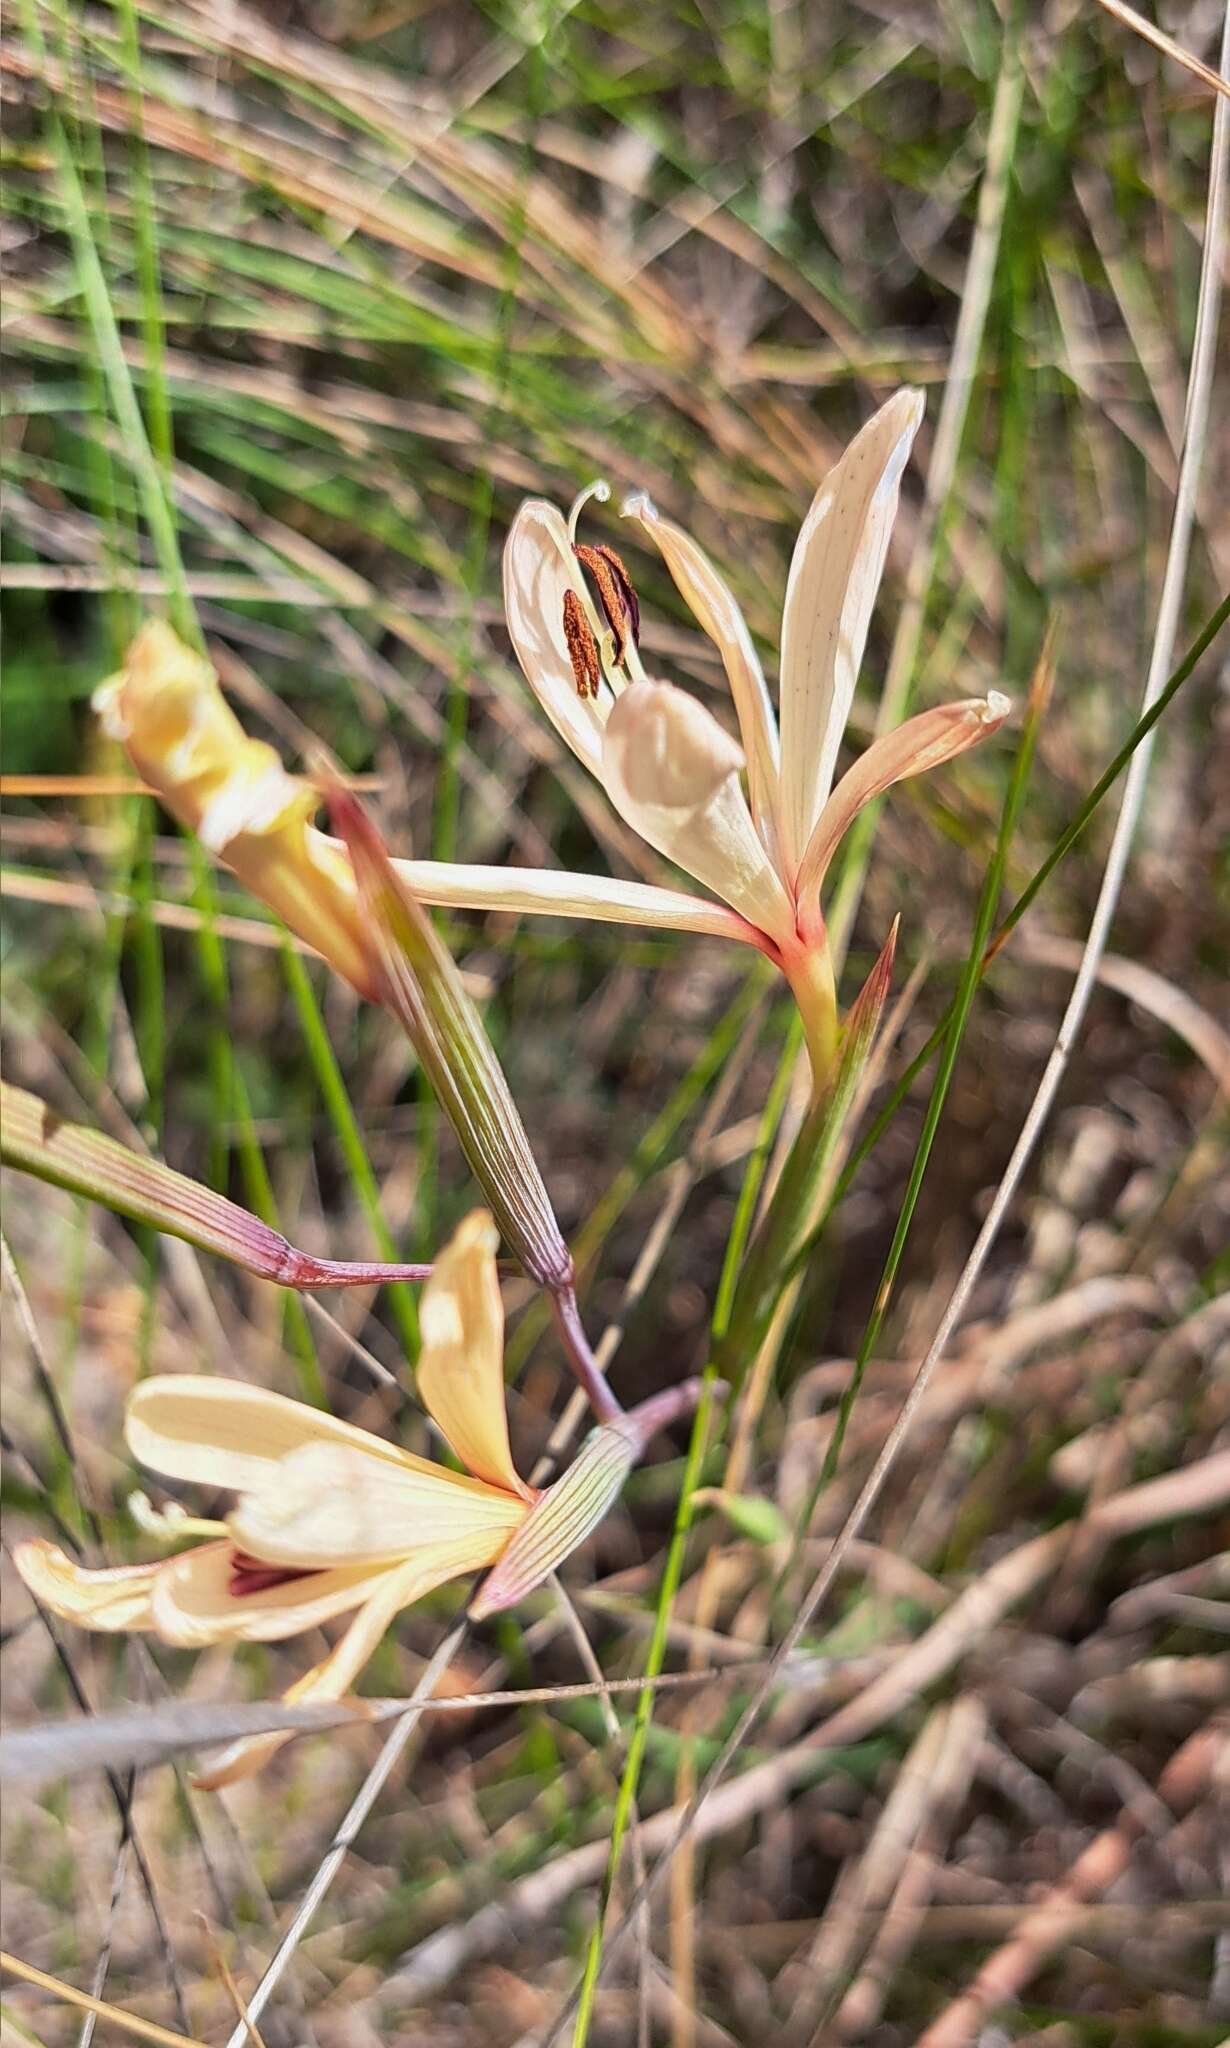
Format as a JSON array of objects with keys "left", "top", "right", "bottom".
[
  {"left": 621, "top": 636, "right": 649, "bottom": 686},
  {"left": 128, "top": 1492, "right": 229, "bottom": 1544}
]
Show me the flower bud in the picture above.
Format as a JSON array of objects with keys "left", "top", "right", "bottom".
[
  {"left": 331, "top": 790, "right": 573, "bottom": 1292},
  {"left": 469, "top": 1375, "right": 717, "bottom": 1618},
  {"left": 95, "top": 621, "right": 375, "bottom": 996}
]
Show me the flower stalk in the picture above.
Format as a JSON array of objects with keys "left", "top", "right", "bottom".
[
  {"left": 719, "top": 919, "right": 899, "bottom": 1373},
  {"left": 548, "top": 1284, "right": 623, "bottom": 1423}
]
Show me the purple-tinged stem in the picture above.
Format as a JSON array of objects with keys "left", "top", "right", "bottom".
[
  {"left": 275, "top": 1250, "right": 433, "bottom": 1288},
  {"left": 613, "top": 1375, "right": 726, "bottom": 1456},
  {"left": 548, "top": 1285, "right": 623, "bottom": 1423}
]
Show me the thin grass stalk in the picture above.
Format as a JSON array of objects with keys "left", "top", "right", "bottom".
[
  {"left": 23, "top": 0, "right": 169, "bottom": 1507},
  {"left": 825, "top": 5, "right": 1026, "bottom": 970},
  {"left": 667, "top": 1012, "right": 803, "bottom": 2040},
  {"left": 22, "top": 51, "right": 273, "bottom": 1340},
  {"left": 0, "top": 1952, "right": 207, "bottom": 2048},
  {"left": 566, "top": 1016, "right": 830, "bottom": 2047},
  {"left": 17, "top": 1585, "right": 192, "bottom": 2035},
  {"left": 222, "top": 1619, "right": 471, "bottom": 2048},
  {"left": 783, "top": 590, "right": 1230, "bottom": 1293},
  {"left": 206, "top": 991, "right": 768, "bottom": 2037},
  {"left": 228, "top": 1058, "right": 326, "bottom": 1404},
  {"left": 42, "top": 0, "right": 133, "bottom": 656},
  {"left": 554, "top": 64, "right": 1029, "bottom": 2004},
  {"left": 21, "top": 0, "right": 277, "bottom": 1258},
  {"left": 27, "top": 26, "right": 411, "bottom": 1389},
  {"left": 111, "top": 0, "right": 173, "bottom": 476},
  {"left": 711, "top": 954, "right": 894, "bottom": 1383},
  {"left": 778, "top": 636, "right": 1051, "bottom": 1579},
  {"left": 279, "top": 939, "right": 420, "bottom": 1355},
  {"left": 502, "top": 965, "right": 771, "bottom": 1380},
  {"left": 18, "top": 0, "right": 194, "bottom": 642}
]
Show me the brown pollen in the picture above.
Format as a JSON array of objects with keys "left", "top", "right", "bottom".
[
  {"left": 574, "top": 543, "right": 641, "bottom": 663},
  {"left": 562, "top": 589, "right": 602, "bottom": 699}
]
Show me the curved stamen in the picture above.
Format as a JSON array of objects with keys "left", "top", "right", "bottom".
[
  {"left": 567, "top": 479, "right": 611, "bottom": 542},
  {"left": 128, "top": 1492, "right": 228, "bottom": 1544}
]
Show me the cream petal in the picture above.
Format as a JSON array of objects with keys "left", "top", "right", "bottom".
[
  {"left": 503, "top": 500, "right": 611, "bottom": 779},
  {"left": 375, "top": 851, "right": 763, "bottom": 946},
  {"left": 150, "top": 1543, "right": 403, "bottom": 1647},
  {"left": 778, "top": 390, "right": 925, "bottom": 877},
  {"left": 126, "top": 1375, "right": 434, "bottom": 1494},
  {"left": 417, "top": 1210, "right": 530, "bottom": 1497},
  {"left": 601, "top": 680, "right": 797, "bottom": 948},
  {"left": 622, "top": 494, "right": 781, "bottom": 846},
  {"left": 228, "top": 1440, "right": 526, "bottom": 1568},
  {"left": 13, "top": 1538, "right": 164, "bottom": 1632},
  {"left": 795, "top": 693, "right": 1011, "bottom": 907},
  {"left": 192, "top": 1539, "right": 494, "bottom": 1788}
]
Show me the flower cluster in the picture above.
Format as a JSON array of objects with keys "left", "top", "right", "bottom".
[{"left": 18, "top": 389, "right": 1008, "bottom": 1784}]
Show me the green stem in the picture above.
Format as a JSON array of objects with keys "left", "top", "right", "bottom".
[
  {"left": 781, "top": 590, "right": 1229, "bottom": 1296},
  {"left": 780, "top": 647, "right": 1047, "bottom": 1578}
]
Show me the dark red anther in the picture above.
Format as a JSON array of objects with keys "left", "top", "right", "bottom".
[
  {"left": 562, "top": 589, "right": 602, "bottom": 699},
  {"left": 574, "top": 543, "right": 641, "bottom": 663}
]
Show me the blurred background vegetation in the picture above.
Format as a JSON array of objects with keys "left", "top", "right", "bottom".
[{"left": 2, "top": 0, "right": 1228, "bottom": 2042}]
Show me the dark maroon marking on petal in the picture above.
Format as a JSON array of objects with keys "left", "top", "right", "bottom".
[{"left": 228, "top": 1550, "right": 320, "bottom": 1598}]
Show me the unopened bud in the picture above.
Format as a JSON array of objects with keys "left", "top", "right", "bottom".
[
  {"left": 95, "top": 622, "right": 375, "bottom": 996},
  {"left": 331, "top": 790, "right": 573, "bottom": 1292},
  {"left": 470, "top": 1375, "right": 719, "bottom": 1618}
]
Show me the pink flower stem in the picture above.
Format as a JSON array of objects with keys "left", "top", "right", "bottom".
[
  {"left": 548, "top": 1284, "right": 624, "bottom": 1423},
  {"left": 275, "top": 1250, "right": 433, "bottom": 1288},
  {"left": 614, "top": 1375, "right": 726, "bottom": 1455}
]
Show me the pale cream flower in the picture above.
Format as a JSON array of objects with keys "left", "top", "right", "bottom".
[
  {"left": 498, "top": 390, "right": 1010, "bottom": 1079},
  {"left": 14, "top": 1213, "right": 640, "bottom": 1787}
]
